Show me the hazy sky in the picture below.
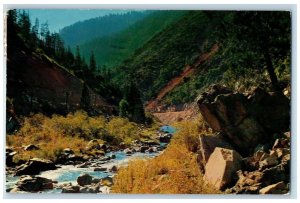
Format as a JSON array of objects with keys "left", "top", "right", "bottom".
[{"left": 26, "top": 9, "right": 130, "bottom": 32}]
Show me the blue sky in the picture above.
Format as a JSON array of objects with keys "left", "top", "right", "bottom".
[{"left": 26, "top": 9, "right": 130, "bottom": 32}]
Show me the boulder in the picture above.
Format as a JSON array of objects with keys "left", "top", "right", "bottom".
[
  {"left": 124, "top": 148, "right": 133, "bottom": 155},
  {"left": 86, "top": 140, "right": 100, "bottom": 150},
  {"left": 119, "top": 142, "right": 126, "bottom": 150},
  {"left": 99, "top": 144, "right": 108, "bottom": 152},
  {"left": 77, "top": 173, "right": 93, "bottom": 186},
  {"left": 259, "top": 181, "right": 287, "bottom": 194},
  {"left": 15, "top": 158, "right": 57, "bottom": 176},
  {"left": 61, "top": 185, "right": 80, "bottom": 193},
  {"left": 204, "top": 147, "right": 242, "bottom": 190},
  {"left": 79, "top": 185, "right": 100, "bottom": 193},
  {"left": 108, "top": 165, "right": 118, "bottom": 173},
  {"left": 109, "top": 154, "right": 116, "bottom": 159},
  {"left": 94, "top": 167, "right": 107, "bottom": 172},
  {"left": 140, "top": 146, "right": 149, "bottom": 153},
  {"left": 259, "top": 154, "right": 279, "bottom": 169},
  {"left": 6, "top": 151, "right": 17, "bottom": 167},
  {"left": 23, "top": 144, "right": 40, "bottom": 151},
  {"left": 63, "top": 148, "right": 74, "bottom": 154},
  {"left": 272, "top": 138, "right": 289, "bottom": 149},
  {"left": 15, "top": 175, "right": 54, "bottom": 192},
  {"left": 77, "top": 162, "right": 90, "bottom": 168},
  {"left": 197, "top": 134, "right": 232, "bottom": 172},
  {"left": 100, "top": 176, "right": 113, "bottom": 187},
  {"left": 197, "top": 85, "right": 290, "bottom": 156},
  {"left": 99, "top": 186, "right": 110, "bottom": 194},
  {"left": 159, "top": 133, "right": 172, "bottom": 143}
]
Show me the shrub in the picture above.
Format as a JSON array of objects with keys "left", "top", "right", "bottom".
[
  {"left": 6, "top": 111, "right": 142, "bottom": 161},
  {"left": 112, "top": 117, "right": 220, "bottom": 194}
]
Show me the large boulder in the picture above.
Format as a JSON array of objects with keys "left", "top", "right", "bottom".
[
  {"left": 204, "top": 147, "right": 242, "bottom": 190},
  {"left": 14, "top": 175, "right": 55, "bottom": 192},
  {"left": 77, "top": 173, "right": 93, "bottom": 186},
  {"left": 197, "top": 134, "right": 232, "bottom": 172},
  {"left": 23, "top": 144, "right": 40, "bottom": 151},
  {"left": 197, "top": 85, "right": 290, "bottom": 156},
  {"left": 15, "top": 158, "right": 57, "bottom": 176},
  {"left": 6, "top": 148, "right": 17, "bottom": 167}
]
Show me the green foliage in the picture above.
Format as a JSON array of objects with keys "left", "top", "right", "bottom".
[
  {"left": 113, "top": 11, "right": 212, "bottom": 101},
  {"left": 79, "top": 11, "right": 187, "bottom": 69},
  {"left": 113, "top": 11, "right": 291, "bottom": 105},
  {"left": 80, "top": 83, "right": 91, "bottom": 111},
  {"left": 60, "top": 11, "right": 152, "bottom": 47},
  {"left": 122, "top": 82, "right": 146, "bottom": 123},
  {"left": 7, "top": 9, "right": 123, "bottom": 108},
  {"left": 119, "top": 99, "right": 129, "bottom": 118}
]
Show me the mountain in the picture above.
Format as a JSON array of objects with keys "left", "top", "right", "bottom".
[
  {"left": 78, "top": 10, "right": 187, "bottom": 69},
  {"left": 59, "top": 11, "right": 151, "bottom": 47},
  {"left": 112, "top": 11, "right": 291, "bottom": 109},
  {"left": 7, "top": 37, "right": 115, "bottom": 117},
  {"left": 113, "top": 11, "right": 215, "bottom": 102},
  {"left": 6, "top": 15, "right": 116, "bottom": 117}
]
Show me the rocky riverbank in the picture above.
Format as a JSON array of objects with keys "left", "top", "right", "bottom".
[{"left": 6, "top": 126, "right": 175, "bottom": 194}]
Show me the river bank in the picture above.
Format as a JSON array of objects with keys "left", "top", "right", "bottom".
[{"left": 6, "top": 126, "right": 175, "bottom": 194}]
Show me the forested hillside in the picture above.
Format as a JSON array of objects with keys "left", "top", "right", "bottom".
[
  {"left": 112, "top": 11, "right": 291, "bottom": 107},
  {"left": 59, "top": 11, "right": 151, "bottom": 47},
  {"left": 78, "top": 11, "right": 187, "bottom": 68}
]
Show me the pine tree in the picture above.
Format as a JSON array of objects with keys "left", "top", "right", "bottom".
[
  {"left": 123, "top": 82, "right": 146, "bottom": 123},
  {"left": 80, "top": 83, "right": 91, "bottom": 112},
  {"left": 119, "top": 99, "right": 129, "bottom": 118},
  {"left": 89, "top": 51, "right": 97, "bottom": 73}
]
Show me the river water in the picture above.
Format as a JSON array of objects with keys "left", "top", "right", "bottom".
[{"left": 6, "top": 126, "right": 176, "bottom": 193}]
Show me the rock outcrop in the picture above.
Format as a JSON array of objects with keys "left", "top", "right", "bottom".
[
  {"left": 197, "top": 85, "right": 290, "bottom": 156},
  {"left": 10, "top": 175, "right": 56, "bottom": 192},
  {"left": 15, "top": 158, "right": 57, "bottom": 176}
]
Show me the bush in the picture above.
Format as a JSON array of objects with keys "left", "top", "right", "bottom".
[
  {"left": 112, "top": 117, "right": 220, "bottom": 194},
  {"left": 7, "top": 111, "right": 142, "bottom": 161}
]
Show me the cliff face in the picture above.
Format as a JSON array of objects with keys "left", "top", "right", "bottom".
[{"left": 7, "top": 41, "right": 114, "bottom": 116}]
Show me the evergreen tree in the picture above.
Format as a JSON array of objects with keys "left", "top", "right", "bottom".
[
  {"left": 217, "top": 11, "right": 291, "bottom": 91},
  {"left": 74, "top": 45, "right": 82, "bottom": 70},
  {"left": 89, "top": 51, "right": 97, "bottom": 73},
  {"left": 123, "top": 82, "right": 146, "bottom": 123},
  {"left": 18, "top": 10, "right": 31, "bottom": 40},
  {"left": 119, "top": 99, "right": 129, "bottom": 118},
  {"left": 80, "top": 82, "right": 91, "bottom": 111}
]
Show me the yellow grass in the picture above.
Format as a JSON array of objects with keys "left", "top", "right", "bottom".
[
  {"left": 112, "top": 116, "right": 220, "bottom": 194},
  {"left": 6, "top": 111, "right": 142, "bottom": 162}
]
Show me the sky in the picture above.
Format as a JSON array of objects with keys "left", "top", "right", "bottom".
[{"left": 26, "top": 9, "right": 130, "bottom": 32}]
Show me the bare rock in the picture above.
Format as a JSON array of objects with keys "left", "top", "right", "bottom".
[
  {"left": 204, "top": 147, "right": 242, "bottom": 190},
  {"left": 197, "top": 134, "right": 232, "bottom": 172},
  {"left": 77, "top": 173, "right": 93, "bottom": 186},
  {"left": 15, "top": 158, "right": 57, "bottom": 176},
  {"left": 14, "top": 175, "right": 54, "bottom": 192},
  {"left": 259, "top": 181, "right": 287, "bottom": 194},
  {"left": 23, "top": 144, "right": 40, "bottom": 151},
  {"left": 61, "top": 185, "right": 80, "bottom": 193},
  {"left": 197, "top": 85, "right": 290, "bottom": 156},
  {"left": 94, "top": 167, "right": 107, "bottom": 172}
]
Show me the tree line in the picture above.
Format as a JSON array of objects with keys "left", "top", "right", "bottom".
[{"left": 7, "top": 9, "right": 147, "bottom": 124}]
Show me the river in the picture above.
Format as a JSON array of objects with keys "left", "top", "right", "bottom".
[{"left": 6, "top": 125, "right": 176, "bottom": 193}]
